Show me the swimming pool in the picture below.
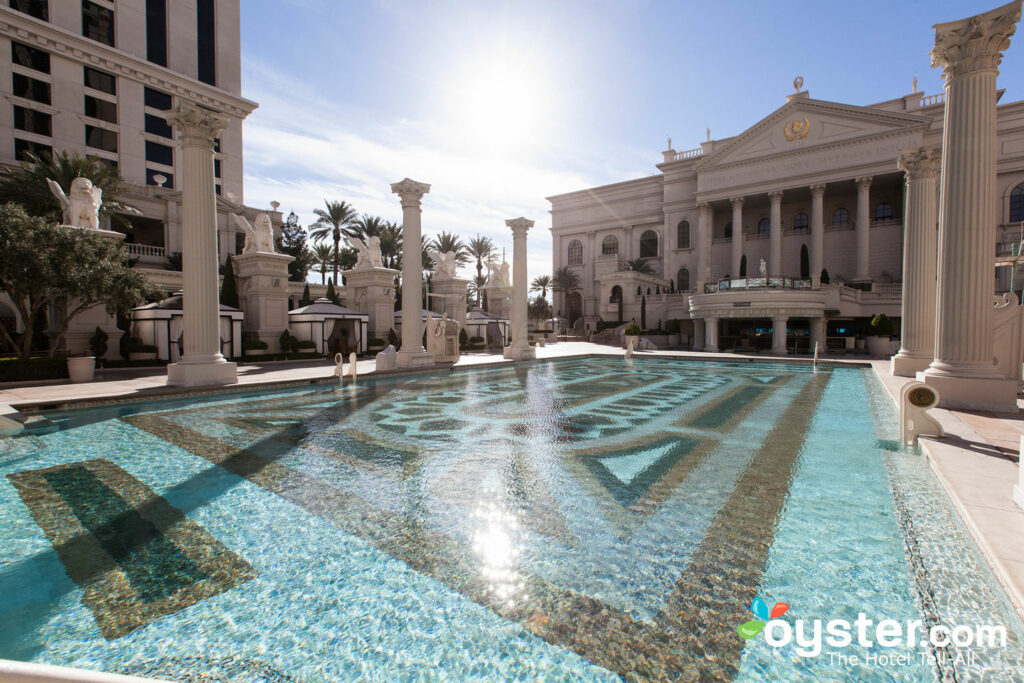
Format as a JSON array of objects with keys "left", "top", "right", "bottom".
[{"left": 1, "top": 357, "right": 1022, "bottom": 681}]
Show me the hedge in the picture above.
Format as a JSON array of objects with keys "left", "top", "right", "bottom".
[{"left": 0, "top": 356, "right": 70, "bottom": 382}]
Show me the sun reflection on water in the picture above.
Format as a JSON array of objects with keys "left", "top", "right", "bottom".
[{"left": 471, "top": 494, "right": 526, "bottom": 607}]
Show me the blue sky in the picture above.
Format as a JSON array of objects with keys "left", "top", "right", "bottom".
[{"left": 237, "top": 0, "right": 1024, "bottom": 282}]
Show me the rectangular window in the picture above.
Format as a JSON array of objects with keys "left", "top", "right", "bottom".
[
  {"left": 82, "top": 1, "right": 115, "bottom": 47},
  {"left": 14, "top": 137, "right": 51, "bottom": 161},
  {"left": 197, "top": 0, "right": 215, "bottom": 85},
  {"left": 213, "top": 137, "right": 221, "bottom": 153},
  {"left": 144, "top": 87, "right": 172, "bottom": 111},
  {"left": 215, "top": 184, "right": 221, "bottom": 196},
  {"left": 83, "top": 66, "right": 116, "bottom": 95},
  {"left": 13, "top": 105, "right": 51, "bottom": 136},
  {"left": 214, "top": 158, "right": 221, "bottom": 178},
  {"left": 98, "top": 157, "right": 117, "bottom": 170},
  {"left": 11, "top": 41, "right": 50, "bottom": 73},
  {"left": 145, "top": 169, "right": 172, "bottom": 188},
  {"left": 84, "top": 95, "right": 117, "bottom": 123},
  {"left": 144, "top": 113, "right": 173, "bottom": 138},
  {"left": 12, "top": 73, "right": 51, "bottom": 104},
  {"left": 9, "top": 0, "right": 48, "bottom": 21},
  {"left": 85, "top": 124, "right": 117, "bottom": 153},
  {"left": 145, "top": 0, "right": 167, "bottom": 67},
  {"left": 145, "top": 140, "right": 173, "bottom": 166}
]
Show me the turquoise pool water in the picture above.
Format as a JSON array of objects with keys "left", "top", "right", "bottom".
[{"left": 0, "top": 357, "right": 1022, "bottom": 681}]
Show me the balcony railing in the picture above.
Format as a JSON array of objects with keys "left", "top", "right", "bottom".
[
  {"left": 125, "top": 243, "right": 166, "bottom": 259},
  {"left": 674, "top": 147, "right": 703, "bottom": 161},
  {"left": 704, "top": 277, "right": 811, "bottom": 293}
]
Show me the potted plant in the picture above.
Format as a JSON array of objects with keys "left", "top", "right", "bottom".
[
  {"left": 125, "top": 336, "right": 158, "bottom": 361},
  {"left": 243, "top": 339, "right": 269, "bottom": 357},
  {"left": 623, "top": 321, "right": 641, "bottom": 354},
  {"left": 66, "top": 353, "right": 96, "bottom": 383},
  {"left": 865, "top": 313, "right": 895, "bottom": 357}
]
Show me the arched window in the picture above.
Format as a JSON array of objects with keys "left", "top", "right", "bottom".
[
  {"left": 724, "top": 221, "right": 733, "bottom": 239},
  {"left": 757, "top": 218, "right": 770, "bottom": 235},
  {"left": 793, "top": 213, "right": 809, "bottom": 231},
  {"left": 874, "top": 203, "right": 894, "bottom": 221},
  {"left": 639, "top": 230, "right": 659, "bottom": 258},
  {"left": 677, "top": 220, "right": 690, "bottom": 249},
  {"left": 647, "top": 287, "right": 652, "bottom": 295},
  {"left": 1011, "top": 183, "right": 1024, "bottom": 222},
  {"left": 567, "top": 239, "right": 583, "bottom": 265},
  {"left": 602, "top": 235, "right": 618, "bottom": 255},
  {"left": 610, "top": 285, "right": 622, "bottom": 303},
  {"left": 636, "top": 285, "right": 642, "bottom": 296},
  {"left": 677, "top": 268, "right": 690, "bottom": 292},
  {"left": 832, "top": 208, "right": 850, "bottom": 225}
]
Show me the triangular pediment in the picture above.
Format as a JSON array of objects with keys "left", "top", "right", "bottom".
[{"left": 695, "top": 98, "right": 929, "bottom": 169}]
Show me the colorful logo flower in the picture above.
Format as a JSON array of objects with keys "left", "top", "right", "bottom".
[{"left": 737, "top": 596, "right": 789, "bottom": 639}]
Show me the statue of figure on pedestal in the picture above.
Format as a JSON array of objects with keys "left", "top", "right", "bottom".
[
  {"left": 427, "top": 249, "right": 458, "bottom": 278},
  {"left": 232, "top": 213, "right": 276, "bottom": 254},
  {"left": 47, "top": 177, "right": 102, "bottom": 230},
  {"left": 759, "top": 258, "right": 768, "bottom": 279},
  {"left": 487, "top": 259, "right": 511, "bottom": 287},
  {"left": 350, "top": 236, "right": 383, "bottom": 270}
]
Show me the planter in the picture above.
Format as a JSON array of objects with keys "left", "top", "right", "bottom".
[
  {"left": 624, "top": 334, "right": 639, "bottom": 355},
  {"left": 67, "top": 356, "right": 96, "bottom": 383},
  {"left": 128, "top": 351, "right": 157, "bottom": 361},
  {"left": 243, "top": 347, "right": 268, "bottom": 357},
  {"left": 867, "top": 336, "right": 892, "bottom": 357}
]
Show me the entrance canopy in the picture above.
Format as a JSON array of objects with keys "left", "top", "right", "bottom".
[{"left": 289, "top": 298, "right": 369, "bottom": 354}]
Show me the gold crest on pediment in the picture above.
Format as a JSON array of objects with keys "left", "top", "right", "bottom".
[{"left": 784, "top": 117, "right": 810, "bottom": 141}]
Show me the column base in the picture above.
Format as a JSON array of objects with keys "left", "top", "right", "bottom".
[
  {"left": 503, "top": 344, "right": 536, "bottom": 360},
  {"left": 396, "top": 349, "right": 435, "bottom": 368},
  {"left": 917, "top": 371, "right": 1019, "bottom": 413},
  {"left": 890, "top": 353, "right": 932, "bottom": 377},
  {"left": 167, "top": 360, "right": 238, "bottom": 387}
]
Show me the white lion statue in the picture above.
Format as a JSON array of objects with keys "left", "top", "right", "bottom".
[
  {"left": 427, "top": 249, "right": 458, "bottom": 278},
  {"left": 349, "top": 236, "right": 383, "bottom": 270},
  {"left": 47, "top": 177, "right": 102, "bottom": 230},
  {"left": 232, "top": 213, "right": 276, "bottom": 254}
]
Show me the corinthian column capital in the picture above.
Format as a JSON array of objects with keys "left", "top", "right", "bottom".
[
  {"left": 167, "top": 103, "right": 229, "bottom": 148},
  {"left": 810, "top": 184, "right": 826, "bottom": 197},
  {"left": 506, "top": 217, "right": 534, "bottom": 236},
  {"left": 931, "top": 0, "right": 1022, "bottom": 80},
  {"left": 768, "top": 190, "right": 783, "bottom": 204},
  {"left": 390, "top": 178, "right": 431, "bottom": 207},
  {"left": 898, "top": 146, "right": 943, "bottom": 179},
  {"left": 730, "top": 196, "right": 745, "bottom": 208}
]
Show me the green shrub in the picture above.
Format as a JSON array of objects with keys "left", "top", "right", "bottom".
[
  {"left": 469, "top": 335, "right": 484, "bottom": 343},
  {"left": 387, "top": 328, "right": 399, "bottom": 349},
  {"left": 0, "top": 356, "right": 69, "bottom": 382},
  {"left": 624, "top": 322, "right": 642, "bottom": 336},
  {"left": 867, "top": 313, "right": 895, "bottom": 337},
  {"left": 459, "top": 328, "right": 469, "bottom": 346},
  {"left": 368, "top": 337, "right": 386, "bottom": 348},
  {"left": 296, "top": 339, "right": 316, "bottom": 350},
  {"left": 89, "top": 327, "right": 108, "bottom": 358},
  {"left": 279, "top": 330, "right": 297, "bottom": 353},
  {"left": 244, "top": 339, "right": 269, "bottom": 351},
  {"left": 126, "top": 343, "right": 158, "bottom": 354}
]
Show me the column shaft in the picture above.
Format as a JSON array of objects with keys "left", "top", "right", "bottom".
[
  {"left": 505, "top": 218, "right": 535, "bottom": 360},
  {"left": 769, "top": 191, "right": 783, "bottom": 277},
  {"left": 391, "top": 178, "right": 433, "bottom": 368},
  {"left": 180, "top": 142, "right": 222, "bottom": 362},
  {"left": 697, "top": 203, "right": 712, "bottom": 291},
  {"left": 731, "top": 197, "right": 744, "bottom": 278},
  {"left": 855, "top": 177, "right": 872, "bottom": 282},
  {"left": 692, "top": 318, "right": 705, "bottom": 351},
  {"left": 810, "top": 185, "right": 825, "bottom": 287},
  {"left": 705, "top": 318, "right": 719, "bottom": 352},
  {"left": 772, "top": 316, "right": 788, "bottom": 354}
]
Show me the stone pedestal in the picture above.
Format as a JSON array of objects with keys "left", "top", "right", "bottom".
[
  {"left": 892, "top": 147, "right": 941, "bottom": 377},
  {"left": 391, "top": 178, "right": 435, "bottom": 368},
  {"left": 922, "top": 1, "right": 1022, "bottom": 412},
  {"left": 483, "top": 284, "right": 513, "bottom": 319},
  {"left": 235, "top": 252, "right": 294, "bottom": 352},
  {"left": 430, "top": 276, "right": 470, "bottom": 330},
  {"left": 166, "top": 103, "right": 236, "bottom": 387},
  {"left": 503, "top": 217, "right": 536, "bottom": 361},
  {"left": 344, "top": 267, "right": 399, "bottom": 340}
]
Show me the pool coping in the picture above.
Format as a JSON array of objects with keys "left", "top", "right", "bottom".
[{"left": 870, "top": 362, "right": 1024, "bottom": 623}]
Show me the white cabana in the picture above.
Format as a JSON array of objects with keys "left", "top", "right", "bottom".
[
  {"left": 131, "top": 294, "right": 243, "bottom": 361},
  {"left": 464, "top": 308, "right": 510, "bottom": 348},
  {"left": 288, "top": 298, "right": 368, "bottom": 354}
]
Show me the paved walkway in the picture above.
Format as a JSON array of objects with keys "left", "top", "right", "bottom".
[{"left": 871, "top": 362, "right": 1024, "bottom": 620}]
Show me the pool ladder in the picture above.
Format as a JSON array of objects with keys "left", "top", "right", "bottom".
[{"left": 334, "top": 352, "right": 358, "bottom": 381}]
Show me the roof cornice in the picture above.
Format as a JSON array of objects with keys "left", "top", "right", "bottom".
[{"left": 0, "top": 8, "right": 258, "bottom": 119}]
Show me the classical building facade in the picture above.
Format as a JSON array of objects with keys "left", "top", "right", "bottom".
[{"left": 548, "top": 82, "right": 1024, "bottom": 352}]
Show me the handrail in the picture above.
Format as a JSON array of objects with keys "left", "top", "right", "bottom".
[{"left": 124, "top": 243, "right": 166, "bottom": 259}]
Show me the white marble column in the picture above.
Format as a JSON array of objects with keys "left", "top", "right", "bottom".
[
  {"left": 892, "top": 146, "right": 941, "bottom": 377},
  {"left": 769, "top": 191, "right": 783, "bottom": 277},
  {"left": 730, "top": 197, "right": 744, "bottom": 278},
  {"left": 692, "top": 318, "right": 705, "bottom": 351},
  {"left": 504, "top": 217, "right": 536, "bottom": 360},
  {"left": 810, "top": 184, "right": 825, "bottom": 287},
  {"left": 391, "top": 178, "right": 435, "bottom": 368},
  {"left": 810, "top": 317, "right": 826, "bottom": 352},
  {"left": 855, "top": 177, "right": 872, "bottom": 283},
  {"left": 771, "top": 315, "right": 788, "bottom": 354},
  {"left": 923, "top": 1, "right": 1022, "bottom": 411},
  {"left": 696, "top": 202, "right": 712, "bottom": 291},
  {"left": 705, "top": 317, "right": 719, "bottom": 352},
  {"left": 166, "top": 103, "right": 237, "bottom": 387}
]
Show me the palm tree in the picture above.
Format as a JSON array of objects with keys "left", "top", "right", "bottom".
[
  {"left": 552, "top": 266, "right": 581, "bottom": 294},
  {"left": 347, "top": 214, "right": 388, "bottom": 243},
  {"left": 0, "top": 150, "right": 138, "bottom": 226},
  {"left": 467, "top": 273, "right": 488, "bottom": 309},
  {"left": 467, "top": 235, "right": 494, "bottom": 305},
  {"left": 310, "top": 200, "right": 358, "bottom": 283},
  {"left": 429, "top": 230, "right": 470, "bottom": 268},
  {"left": 626, "top": 258, "right": 655, "bottom": 275},
  {"left": 312, "top": 243, "right": 335, "bottom": 284},
  {"left": 530, "top": 275, "right": 552, "bottom": 300}
]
